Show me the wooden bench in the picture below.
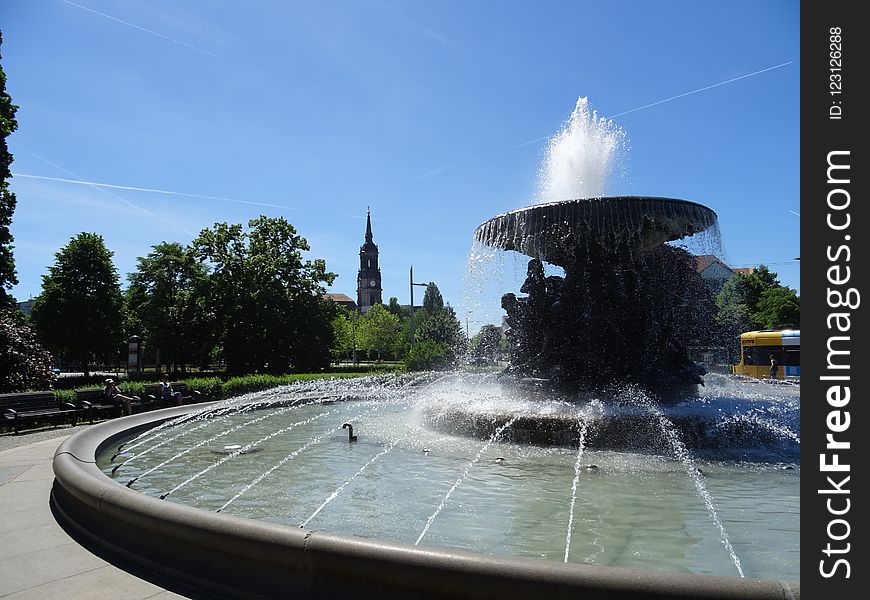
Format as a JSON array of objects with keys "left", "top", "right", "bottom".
[
  {"left": 173, "top": 382, "right": 203, "bottom": 403},
  {"left": 144, "top": 382, "right": 203, "bottom": 406},
  {"left": 74, "top": 388, "right": 144, "bottom": 420},
  {"left": 1, "top": 391, "right": 80, "bottom": 434}
]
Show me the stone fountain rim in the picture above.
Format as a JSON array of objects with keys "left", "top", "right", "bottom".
[
  {"left": 51, "top": 403, "right": 799, "bottom": 600},
  {"left": 475, "top": 195, "right": 718, "bottom": 226}
]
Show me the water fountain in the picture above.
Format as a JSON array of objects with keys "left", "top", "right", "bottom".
[{"left": 51, "top": 98, "right": 799, "bottom": 599}]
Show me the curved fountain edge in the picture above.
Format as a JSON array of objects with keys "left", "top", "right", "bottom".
[{"left": 51, "top": 405, "right": 800, "bottom": 600}]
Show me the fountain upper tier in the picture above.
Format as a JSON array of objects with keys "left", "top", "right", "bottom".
[{"left": 474, "top": 196, "right": 718, "bottom": 267}]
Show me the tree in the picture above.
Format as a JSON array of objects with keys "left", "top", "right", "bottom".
[
  {"left": 127, "top": 242, "right": 212, "bottom": 371},
  {"left": 414, "top": 302, "right": 465, "bottom": 367},
  {"left": 714, "top": 276, "right": 752, "bottom": 362},
  {"left": 742, "top": 266, "right": 780, "bottom": 314},
  {"left": 713, "top": 265, "right": 800, "bottom": 362},
  {"left": 193, "top": 216, "right": 336, "bottom": 373},
  {"left": 30, "top": 233, "right": 125, "bottom": 375},
  {"left": 754, "top": 287, "right": 800, "bottom": 329},
  {"left": 0, "top": 32, "right": 19, "bottom": 307},
  {"left": 386, "top": 296, "right": 407, "bottom": 318},
  {"left": 0, "top": 310, "right": 55, "bottom": 392},
  {"left": 405, "top": 339, "right": 451, "bottom": 371},
  {"left": 422, "top": 283, "right": 444, "bottom": 313},
  {"left": 331, "top": 308, "right": 355, "bottom": 362},
  {"left": 469, "top": 324, "right": 504, "bottom": 362},
  {"left": 358, "top": 303, "right": 403, "bottom": 360},
  {"left": 415, "top": 304, "right": 462, "bottom": 346}
]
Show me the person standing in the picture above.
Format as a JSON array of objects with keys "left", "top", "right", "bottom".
[{"left": 769, "top": 355, "right": 779, "bottom": 380}]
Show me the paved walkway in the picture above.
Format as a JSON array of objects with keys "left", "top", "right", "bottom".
[{"left": 0, "top": 430, "right": 186, "bottom": 599}]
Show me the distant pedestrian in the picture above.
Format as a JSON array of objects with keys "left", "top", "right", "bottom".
[{"left": 769, "top": 355, "right": 778, "bottom": 380}]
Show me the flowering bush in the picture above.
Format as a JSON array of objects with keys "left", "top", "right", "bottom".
[{"left": 0, "top": 311, "right": 56, "bottom": 393}]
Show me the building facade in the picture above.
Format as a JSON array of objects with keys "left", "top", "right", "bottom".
[{"left": 356, "top": 209, "right": 382, "bottom": 312}]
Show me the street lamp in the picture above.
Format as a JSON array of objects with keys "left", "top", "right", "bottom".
[{"left": 409, "top": 266, "right": 427, "bottom": 347}]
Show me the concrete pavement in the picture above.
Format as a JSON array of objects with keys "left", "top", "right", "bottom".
[{"left": 0, "top": 432, "right": 187, "bottom": 599}]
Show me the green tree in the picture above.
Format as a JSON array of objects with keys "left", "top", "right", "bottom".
[
  {"left": 331, "top": 308, "right": 355, "bottom": 362},
  {"left": 754, "top": 287, "right": 800, "bottom": 329},
  {"left": 415, "top": 304, "right": 462, "bottom": 346},
  {"left": 386, "top": 296, "right": 408, "bottom": 318},
  {"left": 414, "top": 302, "right": 465, "bottom": 368},
  {"left": 358, "top": 303, "right": 403, "bottom": 360},
  {"left": 422, "top": 282, "right": 444, "bottom": 313},
  {"left": 127, "top": 242, "right": 212, "bottom": 371},
  {"left": 193, "top": 216, "right": 336, "bottom": 373},
  {"left": 30, "top": 233, "right": 125, "bottom": 375},
  {"left": 469, "top": 324, "right": 504, "bottom": 362},
  {"left": 405, "top": 339, "right": 451, "bottom": 371},
  {"left": 0, "top": 310, "right": 55, "bottom": 392},
  {"left": 713, "top": 266, "right": 800, "bottom": 362},
  {"left": 714, "top": 276, "right": 752, "bottom": 362},
  {"left": 741, "top": 266, "right": 780, "bottom": 317},
  {"left": 0, "top": 32, "right": 19, "bottom": 307}
]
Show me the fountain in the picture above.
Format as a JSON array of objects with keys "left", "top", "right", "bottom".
[
  {"left": 50, "top": 98, "right": 799, "bottom": 599},
  {"left": 474, "top": 98, "right": 719, "bottom": 391}
]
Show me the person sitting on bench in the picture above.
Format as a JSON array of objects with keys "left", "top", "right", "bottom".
[
  {"left": 103, "top": 378, "right": 135, "bottom": 416},
  {"left": 159, "top": 377, "right": 183, "bottom": 406}
]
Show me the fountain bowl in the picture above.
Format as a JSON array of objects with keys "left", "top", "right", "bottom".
[
  {"left": 474, "top": 196, "right": 718, "bottom": 266},
  {"left": 51, "top": 402, "right": 799, "bottom": 600}
]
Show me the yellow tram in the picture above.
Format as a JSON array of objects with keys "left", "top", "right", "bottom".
[{"left": 731, "top": 329, "right": 800, "bottom": 380}]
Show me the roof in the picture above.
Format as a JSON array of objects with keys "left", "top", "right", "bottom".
[
  {"left": 322, "top": 293, "right": 357, "bottom": 306},
  {"left": 694, "top": 254, "right": 733, "bottom": 274}
]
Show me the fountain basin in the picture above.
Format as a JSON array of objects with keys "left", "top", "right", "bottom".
[
  {"left": 51, "top": 376, "right": 799, "bottom": 599},
  {"left": 473, "top": 197, "right": 717, "bottom": 266}
]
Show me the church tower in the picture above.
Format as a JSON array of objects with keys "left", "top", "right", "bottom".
[{"left": 357, "top": 209, "right": 382, "bottom": 312}]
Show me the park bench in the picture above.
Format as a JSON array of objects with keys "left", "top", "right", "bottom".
[
  {"left": 144, "top": 382, "right": 203, "bottom": 406},
  {"left": 0, "top": 391, "right": 80, "bottom": 434},
  {"left": 74, "top": 388, "right": 145, "bottom": 421}
]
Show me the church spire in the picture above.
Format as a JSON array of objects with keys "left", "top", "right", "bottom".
[{"left": 365, "top": 207, "right": 373, "bottom": 244}]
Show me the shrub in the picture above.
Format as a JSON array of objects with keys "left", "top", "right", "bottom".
[
  {"left": 405, "top": 340, "right": 452, "bottom": 371},
  {"left": 0, "top": 311, "right": 56, "bottom": 392}
]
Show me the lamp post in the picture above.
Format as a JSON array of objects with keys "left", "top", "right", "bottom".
[{"left": 409, "top": 266, "right": 427, "bottom": 348}]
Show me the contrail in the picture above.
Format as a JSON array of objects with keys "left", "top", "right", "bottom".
[
  {"left": 60, "top": 0, "right": 269, "bottom": 77},
  {"left": 13, "top": 173, "right": 302, "bottom": 211},
  {"left": 789, "top": 210, "right": 800, "bottom": 217},
  {"left": 408, "top": 61, "right": 794, "bottom": 181},
  {"left": 610, "top": 61, "right": 794, "bottom": 119},
  {"left": 10, "top": 141, "right": 197, "bottom": 237}
]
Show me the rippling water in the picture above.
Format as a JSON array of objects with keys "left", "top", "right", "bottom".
[{"left": 100, "top": 372, "right": 799, "bottom": 580}]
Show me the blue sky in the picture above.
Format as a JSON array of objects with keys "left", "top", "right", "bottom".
[{"left": 2, "top": 0, "right": 799, "bottom": 333}]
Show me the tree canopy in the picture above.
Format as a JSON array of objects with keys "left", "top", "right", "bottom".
[
  {"left": 30, "top": 233, "right": 125, "bottom": 375},
  {"left": 193, "top": 216, "right": 337, "bottom": 373},
  {"left": 422, "top": 282, "right": 444, "bottom": 313},
  {"left": 408, "top": 282, "right": 465, "bottom": 370},
  {"left": 714, "top": 265, "right": 799, "bottom": 361},
  {"left": 386, "top": 296, "right": 407, "bottom": 318},
  {"left": 715, "top": 266, "right": 799, "bottom": 331},
  {"left": 127, "top": 242, "right": 212, "bottom": 371},
  {"left": 0, "top": 32, "right": 19, "bottom": 307},
  {"left": 469, "top": 324, "right": 506, "bottom": 362},
  {"left": 358, "top": 303, "right": 403, "bottom": 359}
]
